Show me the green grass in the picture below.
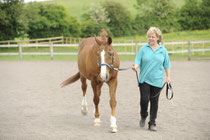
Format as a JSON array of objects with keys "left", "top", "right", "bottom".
[
  {"left": 114, "top": 30, "right": 210, "bottom": 42},
  {"left": 163, "top": 30, "right": 210, "bottom": 41},
  {"left": 119, "top": 55, "right": 136, "bottom": 61},
  {"left": 52, "top": 0, "right": 138, "bottom": 19},
  {"left": 1, "top": 50, "right": 210, "bottom": 61},
  {"left": 169, "top": 51, "right": 210, "bottom": 61},
  {"left": 0, "top": 55, "right": 78, "bottom": 61},
  {"left": 51, "top": 0, "right": 186, "bottom": 19},
  {"left": 0, "top": 56, "right": 20, "bottom": 61}
]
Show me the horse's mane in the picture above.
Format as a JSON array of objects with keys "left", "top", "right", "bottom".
[
  {"left": 78, "top": 29, "right": 108, "bottom": 51},
  {"left": 100, "top": 29, "right": 108, "bottom": 42}
]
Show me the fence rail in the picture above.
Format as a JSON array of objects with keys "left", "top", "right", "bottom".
[
  {"left": 0, "top": 40, "right": 210, "bottom": 60},
  {"left": 0, "top": 36, "right": 83, "bottom": 45}
]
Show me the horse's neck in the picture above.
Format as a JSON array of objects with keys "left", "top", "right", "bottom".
[{"left": 89, "top": 44, "right": 98, "bottom": 57}]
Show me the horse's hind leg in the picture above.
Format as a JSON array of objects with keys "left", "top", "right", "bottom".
[{"left": 80, "top": 75, "right": 88, "bottom": 115}]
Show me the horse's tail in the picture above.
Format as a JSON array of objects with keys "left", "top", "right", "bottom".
[{"left": 61, "top": 72, "right": 80, "bottom": 88}]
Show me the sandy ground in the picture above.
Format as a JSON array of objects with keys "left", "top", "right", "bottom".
[{"left": 0, "top": 61, "right": 210, "bottom": 140}]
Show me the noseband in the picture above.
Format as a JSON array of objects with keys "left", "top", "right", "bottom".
[
  {"left": 97, "top": 51, "right": 115, "bottom": 70},
  {"left": 97, "top": 49, "right": 132, "bottom": 71}
]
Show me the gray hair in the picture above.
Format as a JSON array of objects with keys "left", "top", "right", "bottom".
[{"left": 146, "top": 27, "right": 162, "bottom": 43}]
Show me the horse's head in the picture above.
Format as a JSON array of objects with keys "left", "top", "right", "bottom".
[{"left": 95, "top": 36, "right": 114, "bottom": 82}]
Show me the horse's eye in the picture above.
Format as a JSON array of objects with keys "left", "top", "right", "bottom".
[{"left": 109, "top": 51, "right": 114, "bottom": 56}]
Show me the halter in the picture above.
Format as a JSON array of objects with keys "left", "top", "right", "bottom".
[
  {"left": 96, "top": 47, "right": 132, "bottom": 71},
  {"left": 97, "top": 48, "right": 116, "bottom": 70}
]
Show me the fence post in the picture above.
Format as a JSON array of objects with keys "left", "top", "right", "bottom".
[
  {"left": 36, "top": 39, "right": 38, "bottom": 50},
  {"left": 62, "top": 36, "right": 64, "bottom": 44},
  {"left": 50, "top": 44, "right": 54, "bottom": 60},
  {"left": 188, "top": 41, "right": 191, "bottom": 61},
  {"left": 19, "top": 44, "right": 22, "bottom": 60},
  {"left": 8, "top": 41, "right": 10, "bottom": 49},
  {"left": 135, "top": 43, "right": 138, "bottom": 55}
]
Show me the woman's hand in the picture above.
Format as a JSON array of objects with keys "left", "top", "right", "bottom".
[
  {"left": 132, "top": 64, "right": 138, "bottom": 72},
  {"left": 166, "top": 76, "right": 171, "bottom": 83}
]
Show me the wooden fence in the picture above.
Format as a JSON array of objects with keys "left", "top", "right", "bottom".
[
  {"left": 0, "top": 36, "right": 148, "bottom": 45},
  {"left": 0, "top": 36, "right": 84, "bottom": 45},
  {"left": 0, "top": 41, "right": 210, "bottom": 60}
]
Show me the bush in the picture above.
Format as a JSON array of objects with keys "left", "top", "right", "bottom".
[
  {"left": 199, "top": 0, "right": 210, "bottom": 29},
  {"left": 135, "top": 0, "right": 180, "bottom": 34},
  {"left": 80, "top": 19, "right": 103, "bottom": 38},
  {"left": 25, "top": 3, "right": 80, "bottom": 38},
  {"left": 178, "top": 0, "right": 202, "bottom": 30},
  {"left": 0, "top": 0, "right": 26, "bottom": 41},
  {"left": 102, "top": 1, "right": 134, "bottom": 37}
]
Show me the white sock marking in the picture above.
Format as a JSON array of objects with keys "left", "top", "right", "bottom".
[{"left": 110, "top": 116, "right": 117, "bottom": 128}]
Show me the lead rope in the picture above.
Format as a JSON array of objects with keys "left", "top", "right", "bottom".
[{"left": 114, "top": 67, "right": 132, "bottom": 71}]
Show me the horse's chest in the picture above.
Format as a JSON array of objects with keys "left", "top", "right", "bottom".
[{"left": 79, "top": 66, "right": 99, "bottom": 80}]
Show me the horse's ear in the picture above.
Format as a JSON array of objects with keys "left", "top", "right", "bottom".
[
  {"left": 95, "top": 35, "right": 102, "bottom": 46},
  {"left": 107, "top": 37, "right": 112, "bottom": 45}
]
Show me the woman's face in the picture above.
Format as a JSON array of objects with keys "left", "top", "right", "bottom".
[{"left": 147, "top": 33, "right": 159, "bottom": 45}]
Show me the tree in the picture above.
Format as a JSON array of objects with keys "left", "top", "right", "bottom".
[
  {"left": 80, "top": 19, "right": 103, "bottom": 38},
  {"left": 25, "top": 3, "right": 80, "bottom": 38},
  {"left": 178, "top": 0, "right": 203, "bottom": 30},
  {"left": 199, "top": 0, "right": 210, "bottom": 29},
  {"left": 135, "top": 0, "right": 180, "bottom": 33},
  {"left": 88, "top": 4, "right": 110, "bottom": 26},
  {"left": 79, "top": 4, "right": 111, "bottom": 37},
  {"left": 0, "top": 0, "right": 26, "bottom": 40},
  {"left": 102, "top": 1, "right": 133, "bottom": 37}
]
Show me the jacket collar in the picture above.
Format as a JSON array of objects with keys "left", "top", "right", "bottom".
[{"left": 146, "top": 43, "right": 163, "bottom": 48}]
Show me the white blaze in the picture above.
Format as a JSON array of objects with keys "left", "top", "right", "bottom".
[{"left": 100, "top": 50, "right": 106, "bottom": 80}]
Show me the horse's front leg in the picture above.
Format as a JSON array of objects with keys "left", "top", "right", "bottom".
[
  {"left": 108, "top": 77, "right": 118, "bottom": 133},
  {"left": 91, "top": 80, "right": 103, "bottom": 126}
]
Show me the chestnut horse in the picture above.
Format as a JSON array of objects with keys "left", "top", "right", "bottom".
[{"left": 61, "top": 35, "right": 120, "bottom": 133}]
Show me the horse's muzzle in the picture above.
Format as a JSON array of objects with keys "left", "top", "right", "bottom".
[{"left": 99, "top": 74, "right": 109, "bottom": 82}]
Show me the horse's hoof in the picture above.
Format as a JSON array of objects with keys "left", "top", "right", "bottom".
[
  {"left": 94, "top": 118, "right": 101, "bottom": 126},
  {"left": 81, "top": 106, "right": 88, "bottom": 115},
  {"left": 81, "top": 110, "right": 88, "bottom": 115},
  {"left": 110, "top": 127, "right": 118, "bottom": 133},
  {"left": 94, "top": 122, "right": 101, "bottom": 126}
]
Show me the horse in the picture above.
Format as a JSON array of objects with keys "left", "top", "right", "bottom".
[{"left": 61, "top": 33, "right": 120, "bottom": 133}]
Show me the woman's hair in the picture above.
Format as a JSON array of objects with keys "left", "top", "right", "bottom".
[{"left": 146, "top": 27, "right": 162, "bottom": 43}]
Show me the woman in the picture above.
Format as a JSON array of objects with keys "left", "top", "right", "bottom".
[{"left": 132, "top": 27, "right": 171, "bottom": 131}]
